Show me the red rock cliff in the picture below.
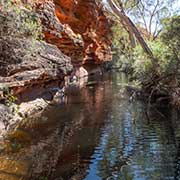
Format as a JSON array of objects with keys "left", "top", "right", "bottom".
[
  {"left": 36, "top": 0, "right": 112, "bottom": 68},
  {"left": 0, "top": 0, "right": 112, "bottom": 100}
]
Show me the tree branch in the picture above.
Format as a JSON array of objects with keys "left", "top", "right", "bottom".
[{"left": 107, "top": 0, "right": 154, "bottom": 59}]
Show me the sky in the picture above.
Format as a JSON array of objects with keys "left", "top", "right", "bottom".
[
  {"left": 103, "top": 0, "right": 180, "bottom": 14},
  {"left": 172, "top": 0, "right": 180, "bottom": 14}
]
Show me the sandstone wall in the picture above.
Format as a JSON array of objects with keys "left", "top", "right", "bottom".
[
  {"left": 36, "top": 0, "right": 112, "bottom": 67},
  {"left": 0, "top": 0, "right": 112, "bottom": 98}
]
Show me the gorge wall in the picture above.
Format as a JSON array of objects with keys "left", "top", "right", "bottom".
[
  {"left": 0, "top": 0, "right": 112, "bottom": 139},
  {"left": 0, "top": 1, "right": 113, "bottom": 179},
  {"left": 38, "top": 0, "right": 112, "bottom": 70},
  {"left": 0, "top": 0, "right": 112, "bottom": 98}
]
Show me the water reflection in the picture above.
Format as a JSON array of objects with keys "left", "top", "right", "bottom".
[
  {"left": 59, "top": 73, "right": 180, "bottom": 180},
  {"left": 0, "top": 73, "right": 180, "bottom": 180}
]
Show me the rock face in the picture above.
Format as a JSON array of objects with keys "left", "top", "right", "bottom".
[
  {"left": 36, "top": 0, "right": 112, "bottom": 67},
  {"left": 56, "top": 0, "right": 112, "bottom": 66},
  {"left": 0, "top": 0, "right": 112, "bottom": 95},
  {"left": 0, "top": 37, "right": 73, "bottom": 95},
  {"left": 0, "top": 0, "right": 112, "bottom": 137},
  {"left": 0, "top": 1, "right": 113, "bottom": 179},
  {"left": 0, "top": 1, "right": 73, "bottom": 96}
]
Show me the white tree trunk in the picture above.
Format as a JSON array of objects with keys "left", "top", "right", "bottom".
[{"left": 107, "top": 0, "right": 154, "bottom": 58}]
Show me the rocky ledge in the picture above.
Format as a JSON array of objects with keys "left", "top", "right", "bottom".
[{"left": 0, "top": 37, "right": 73, "bottom": 94}]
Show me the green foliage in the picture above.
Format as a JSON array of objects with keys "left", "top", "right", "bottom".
[
  {"left": 0, "top": 84, "right": 17, "bottom": 106},
  {"left": 112, "top": 22, "right": 131, "bottom": 51},
  {"left": 111, "top": 22, "right": 134, "bottom": 72},
  {"left": 3, "top": 89, "right": 17, "bottom": 107},
  {"left": 133, "top": 15, "right": 180, "bottom": 83},
  {"left": 133, "top": 44, "right": 153, "bottom": 79},
  {"left": 133, "top": 40, "right": 178, "bottom": 77},
  {"left": 0, "top": 0, "right": 42, "bottom": 39},
  {"left": 161, "top": 16, "right": 180, "bottom": 52},
  {"left": 124, "top": 0, "right": 174, "bottom": 38},
  {"left": 154, "top": 16, "right": 180, "bottom": 75},
  {"left": 151, "top": 42, "right": 178, "bottom": 75},
  {"left": 5, "top": 94, "right": 17, "bottom": 107},
  {"left": 39, "top": 177, "right": 48, "bottom": 180}
]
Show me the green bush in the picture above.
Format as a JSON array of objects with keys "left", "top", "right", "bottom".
[
  {"left": 131, "top": 15, "right": 180, "bottom": 83},
  {"left": 133, "top": 37, "right": 180, "bottom": 81},
  {"left": 0, "top": 0, "right": 42, "bottom": 39},
  {"left": 111, "top": 22, "right": 134, "bottom": 72},
  {"left": 132, "top": 43, "right": 153, "bottom": 80},
  {"left": 161, "top": 16, "right": 180, "bottom": 49}
]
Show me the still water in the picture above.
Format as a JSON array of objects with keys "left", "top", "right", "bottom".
[{"left": 0, "top": 73, "right": 180, "bottom": 180}]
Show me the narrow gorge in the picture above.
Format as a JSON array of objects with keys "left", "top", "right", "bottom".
[
  {"left": 1, "top": 1, "right": 180, "bottom": 180},
  {"left": 0, "top": 0, "right": 112, "bottom": 136},
  {"left": 0, "top": 1, "right": 114, "bottom": 179}
]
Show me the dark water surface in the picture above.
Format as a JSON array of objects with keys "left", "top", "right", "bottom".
[{"left": 0, "top": 73, "right": 180, "bottom": 180}]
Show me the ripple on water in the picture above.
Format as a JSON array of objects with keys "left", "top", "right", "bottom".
[{"left": 1, "top": 73, "right": 179, "bottom": 180}]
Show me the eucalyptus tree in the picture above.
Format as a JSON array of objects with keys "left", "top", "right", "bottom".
[
  {"left": 106, "top": 0, "right": 154, "bottom": 59},
  {"left": 128, "top": 0, "right": 175, "bottom": 40},
  {"left": 103, "top": 0, "right": 177, "bottom": 64}
]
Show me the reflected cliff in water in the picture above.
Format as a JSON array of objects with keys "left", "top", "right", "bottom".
[{"left": 0, "top": 73, "right": 180, "bottom": 180}]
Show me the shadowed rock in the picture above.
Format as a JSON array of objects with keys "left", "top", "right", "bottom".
[{"left": 0, "top": 37, "right": 73, "bottom": 94}]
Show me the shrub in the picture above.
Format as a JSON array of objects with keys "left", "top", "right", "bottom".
[
  {"left": 132, "top": 43, "right": 153, "bottom": 80},
  {"left": 161, "top": 16, "right": 180, "bottom": 50},
  {"left": 133, "top": 39, "right": 180, "bottom": 81},
  {"left": 111, "top": 22, "right": 134, "bottom": 72},
  {"left": 0, "top": 0, "right": 42, "bottom": 39}
]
